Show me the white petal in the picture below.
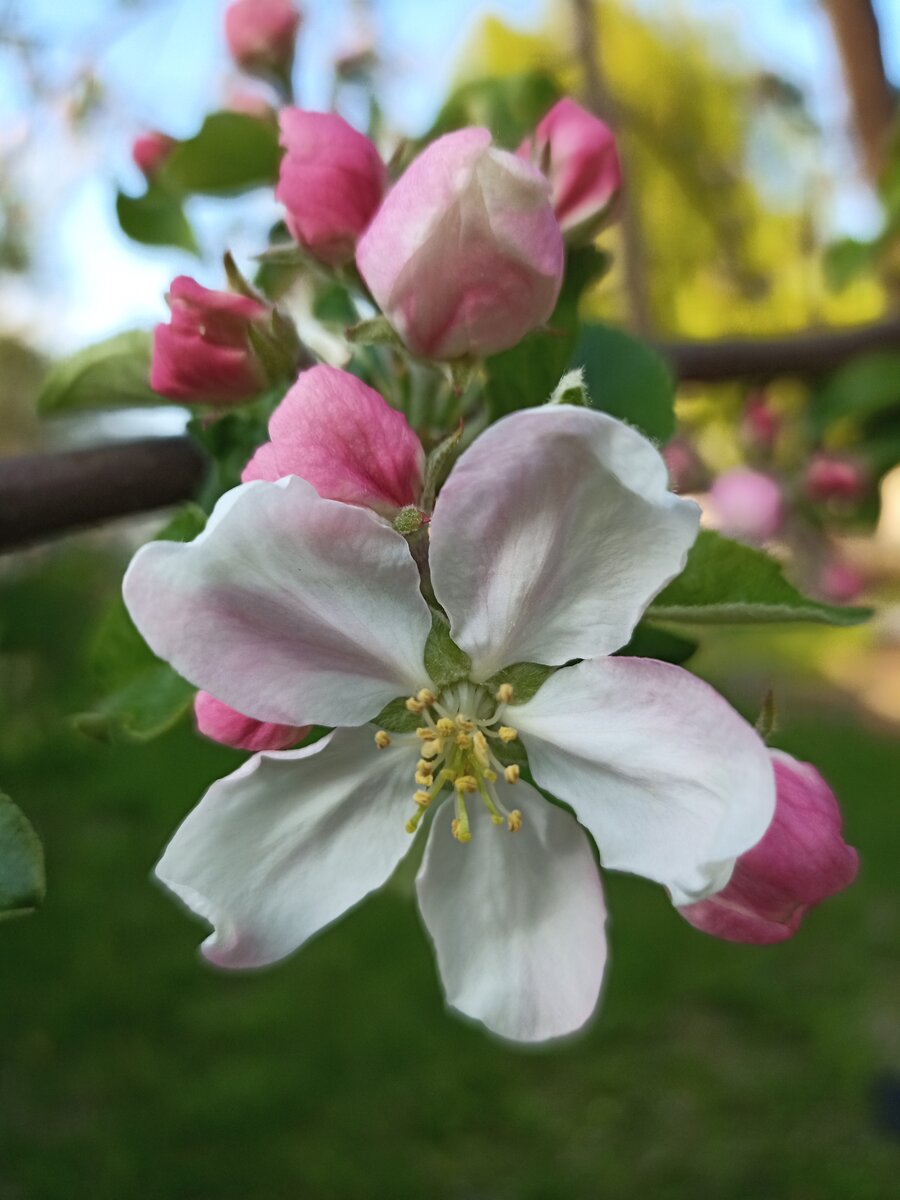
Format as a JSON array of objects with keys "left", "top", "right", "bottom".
[
  {"left": 416, "top": 784, "right": 607, "bottom": 1043},
  {"left": 123, "top": 477, "right": 432, "bottom": 728},
  {"left": 513, "top": 657, "right": 776, "bottom": 905},
  {"left": 429, "top": 405, "right": 699, "bottom": 679},
  {"left": 156, "top": 727, "right": 421, "bottom": 968}
]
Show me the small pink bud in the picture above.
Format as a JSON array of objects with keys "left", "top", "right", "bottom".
[
  {"left": 804, "top": 453, "right": 867, "bottom": 505},
  {"left": 708, "top": 468, "right": 785, "bottom": 543},
  {"left": 680, "top": 750, "right": 858, "bottom": 944},
  {"left": 242, "top": 364, "right": 425, "bottom": 518},
  {"left": 662, "top": 438, "right": 706, "bottom": 493},
  {"left": 819, "top": 558, "right": 866, "bottom": 603},
  {"left": 276, "top": 109, "right": 387, "bottom": 267},
  {"left": 356, "top": 128, "right": 564, "bottom": 360},
  {"left": 195, "top": 691, "right": 308, "bottom": 752},
  {"left": 132, "top": 131, "right": 175, "bottom": 178},
  {"left": 224, "top": 0, "right": 301, "bottom": 78},
  {"left": 740, "top": 392, "right": 780, "bottom": 454},
  {"left": 151, "top": 276, "right": 270, "bottom": 406},
  {"left": 518, "top": 97, "right": 622, "bottom": 240}
]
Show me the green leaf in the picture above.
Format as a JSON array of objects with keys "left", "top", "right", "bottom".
[
  {"left": 116, "top": 187, "right": 199, "bottom": 254},
  {"left": 615, "top": 622, "right": 698, "bottom": 664},
  {"left": 161, "top": 112, "right": 281, "bottom": 196},
  {"left": 648, "top": 531, "right": 872, "bottom": 626},
  {"left": 424, "top": 613, "right": 472, "bottom": 688},
  {"left": 574, "top": 322, "right": 676, "bottom": 443},
  {"left": 814, "top": 352, "right": 900, "bottom": 430},
  {"left": 37, "top": 330, "right": 158, "bottom": 415},
  {"left": 425, "top": 71, "right": 560, "bottom": 149},
  {"left": 485, "top": 662, "right": 556, "bottom": 705},
  {"left": 72, "top": 665, "right": 195, "bottom": 744},
  {"left": 823, "top": 237, "right": 876, "bottom": 291},
  {"left": 0, "top": 793, "right": 45, "bottom": 921}
]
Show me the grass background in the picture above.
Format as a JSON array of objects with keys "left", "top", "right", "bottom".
[{"left": 1, "top": 545, "right": 898, "bottom": 1200}]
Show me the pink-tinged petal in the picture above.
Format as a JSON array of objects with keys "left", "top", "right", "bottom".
[
  {"left": 429, "top": 405, "right": 699, "bottom": 680},
  {"left": 194, "top": 691, "right": 308, "bottom": 752},
  {"left": 416, "top": 783, "right": 607, "bottom": 1043},
  {"left": 123, "top": 476, "right": 432, "bottom": 729},
  {"left": 356, "top": 128, "right": 563, "bottom": 359},
  {"left": 241, "top": 364, "right": 424, "bottom": 515},
  {"left": 276, "top": 110, "right": 387, "bottom": 266},
  {"left": 707, "top": 469, "right": 785, "bottom": 543},
  {"left": 680, "top": 750, "right": 859, "bottom": 943},
  {"left": 156, "top": 727, "right": 420, "bottom": 968},
  {"left": 513, "top": 657, "right": 776, "bottom": 905}
]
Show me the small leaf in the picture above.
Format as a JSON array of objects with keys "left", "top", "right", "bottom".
[
  {"left": 37, "top": 330, "right": 159, "bottom": 414},
  {"left": 814, "top": 352, "right": 900, "bottom": 430},
  {"left": 574, "top": 322, "right": 676, "bottom": 443},
  {"left": 615, "top": 622, "right": 698, "bottom": 664},
  {"left": 72, "top": 664, "right": 195, "bottom": 744},
  {"left": 425, "top": 71, "right": 561, "bottom": 149},
  {"left": 161, "top": 111, "right": 281, "bottom": 196},
  {"left": 116, "top": 187, "right": 199, "bottom": 254},
  {"left": 649, "top": 531, "right": 872, "bottom": 626},
  {"left": 486, "top": 662, "right": 556, "bottom": 705},
  {"left": 0, "top": 793, "right": 45, "bottom": 921},
  {"left": 424, "top": 613, "right": 472, "bottom": 688}
]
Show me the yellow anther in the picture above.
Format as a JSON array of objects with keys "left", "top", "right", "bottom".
[
  {"left": 415, "top": 771, "right": 434, "bottom": 788},
  {"left": 454, "top": 775, "right": 478, "bottom": 794},
  {"left": 436, "top": 717, "right": 456, "bottom": 737},
  {"left": 473, "top": 731, "right": 490, "bottom": 762},
  {"left": 420, "top": 739, "right": 443, "bottom": 760},
  {"left": 498, "top": 725, "right": 518, "bottom": 743},
  {"left": 416, "top": 727, "right": 438, "bottom": 741},
  {"left": 405, "top": 818, "right": 419, "bottom": 834},
  {"left": 450, "top": 818, "right": 471, "bottom": 844},
  {"left": 439, "top": 767, "right": 457, "bottom": 782},
  {"left": 504, "top": 764, "right": 520, "bottom": 784},
  {"left": 496, "top": 683, "right": 514, "bottom": 704},
  {"left": 414, "top": 790, "right": 432, "bottom": 808},
  {"left": 507, "top": 809, "right": 523, "bottom": 833},
  {"left": 483, "top": 768, "right": 498, "bottom": 783},
  {"left": 456, "top": 716, "right": 475, "bottom": 733},
  {"left": 417, "top": 688, "right": 437, "bottom": 706},
  {"left": 405, "top": 697, "right": 425, "bottom": 714},
  {"left": 455, "top": 732, "right": 473, "bottom": 750},
  {"left": 374, "top": 730, "right": 391, "bottom": 750}
]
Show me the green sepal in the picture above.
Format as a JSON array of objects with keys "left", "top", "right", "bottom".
[
  {"left": 0, "top": 792, "right": 45, "bottom": 921},
  {"left": 370, "top": 698, "right": 421, "bottom": 735},
  {"left": 423, "top": 612, "right": 471, "bottom": 689},
  {"left": 345, "top": 316, "right": 402, "bottom": 348},
  {"left": 485, "top": 661, "right": 556, "bottom": 705},
  {"left": 549, "top": 367, "right": 590, "bottom": 408},
  {"left": 421, "top": 422, "right": 464, "bottom": 509}
]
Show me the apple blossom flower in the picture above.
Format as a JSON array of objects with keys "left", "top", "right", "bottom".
[
  {"left": 276, "top": 109, "right": 387, "bottom": 267},
  {"left": 123, "top": 403, "right": 775, "bottom": 1043},
  {"left": 708, "top": 468, "right": 785, "bottom": 543},
  {"left": 356, "top": 128, "right": 564, "bottom": 360},
  {"left": 804, "top": 453, "right": 867, "bottom": 506},
  {"left": 518, "top": 97, "right": 622, "bottom": 240},
  {"left": 151, "top": 277, "right": 274, "bottom": 406},
  {"left": 195, "top": 691, "right": 308, "bottom": 753},
  {"left": 680, "top": 750, "right": 858, "bottom": 943},
  {"left": 241, "top": 364, "right": 425, "bottom": 520},
  {"left": 132, "top": 131, "right": 175, "bottom": 178},
  {"left": 224, "top": 0, "right": 301, "bottom": 80}
]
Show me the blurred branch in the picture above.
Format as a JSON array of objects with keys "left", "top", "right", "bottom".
[
  {"left": 571, "top": 0, "right": 654, "bottom": 335},
  {"left": 821, "top": 0, "right": 894, "bottom": 184},
  {"left": 0, "top": 437, "right": 208, "bottom": 553}
]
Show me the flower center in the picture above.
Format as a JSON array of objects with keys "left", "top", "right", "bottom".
[{"left": 375, "top": 681, "right": 522, "bottom": 843}]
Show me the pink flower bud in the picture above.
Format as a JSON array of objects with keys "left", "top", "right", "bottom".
[
  {"left": 242, "top": 364, "right": 425, "bottom": 518},
  {"left": 276, "top": 109, "right": 387, "bottom": 267},
  {"left": 132, "top": 131, "right": 175, "bottom": 178},
  {"left": 819, "top": 558, "right": 866, "bottom": 603},
  {"left": 195, "top": 691, "right": 308, "bottom": 752},
  {"left": 740, "top": 392, "right": 780, "bottom": 454},
  {"left": 224, "top": 0, "right": 301, "bottom": 78},
  {"left": 708, "top": 468, "right": 785, "bottom": 543},
  {"left": 804, "top": 453, "right": 867, "bottom": 505},
  {"left": 151, "top": 277, "right": 270, "bottom": 406},
  {"left": 662, "top": 438, "right": 706, "bottom": 493},
  {"left": 518, "top": 97, "right": 622, "bottom": 240},
  {"left": 356, "top": 128, "right": 564, "bottom": 360},
  {"left": 680, "top": 750, "right": 858, "bottom": 943}
]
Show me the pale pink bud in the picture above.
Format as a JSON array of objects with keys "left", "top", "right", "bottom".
[
  {"left": 708, "top": 468, "right": 785, "bottom": 542},
  {"left": 804, "top": 453, "right": 867, "bottom": 505},
  {"left": 356, "top": 127, "right": 564, "bottom": 360},
  {"left": 819, "top": 558, "right": 866, "bottom": 603},
  {"left": 132, "top": 131, "right": 175, "bottom": 178},
  {"left": 242, "top": 364, "right": 425, "bottom": 518},
  {"left": 276, "top": 109, "right": 387, "bottom": 267},
  {"left": 740, "top": 392, "right": 780, "bottom": 454},
  {"left": 195, "top": 691, "right": 308, "bottom": 752},
  {"left": 151, "top": 277, "right": 269, "bottom": 405},
  {"left": 680, "top": 750, "right": 858, "bottom": 944},
  {"left": 518, "top": 97, "right": 622, "bottom": 240},
  {"left": 224, "top": 0, "right": 301, "bottom": 78}
]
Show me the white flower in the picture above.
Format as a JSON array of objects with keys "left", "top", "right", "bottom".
[{"left": 123, "top": 405, "right": 775, "bottom": 1043}]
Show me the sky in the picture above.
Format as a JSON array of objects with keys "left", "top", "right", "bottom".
[{"left": 0, "top": 0, "right": 898, "bottom": 356}]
